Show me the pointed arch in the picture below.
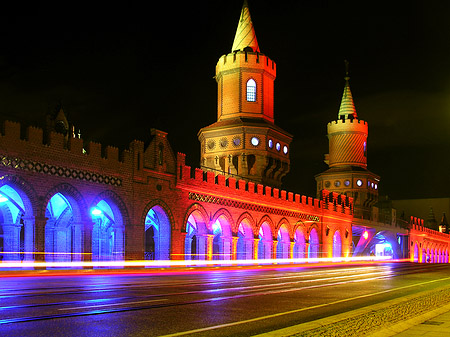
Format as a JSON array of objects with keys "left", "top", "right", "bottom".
[
  {"left": 211, "top": 208, "right": 234, "bottom": 236},
  {"left": 0, "top": 175, "right": 37, "bottom": 216},
  {"left": 257, "top": 215, "right": 275, "bottom": 239},
  {"left": 184, "top": 203, "right": 209, "bottom": 260},
  {"left": 332, "top": 229, "right": 342, "bottom": 258},
  {"left": 142, "top": 199, "right": 174, "bottom": 261},
  {"left": 44, "top": 183, "right": 87, "bottom": 223},
  {"left": 236, "top": 212, "right": 257, "bottom": 236},
  {"left": 90, "top": 190, "right": 127, "bottom": 263}
]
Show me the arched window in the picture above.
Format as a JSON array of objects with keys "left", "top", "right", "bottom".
[{"left": 246, "top": 79, "right": 256, "bottom": 102}]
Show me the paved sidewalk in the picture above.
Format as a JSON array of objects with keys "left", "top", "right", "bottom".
[
  {"left": 255, "top": 285, "right": 450, "bottom": 337},
  {"left": 374, "top": 304, "right": 450, "bottom": 336}
]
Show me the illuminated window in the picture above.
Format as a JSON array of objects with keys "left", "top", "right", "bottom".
[
  {"left": 251, "top": 136, "right": 260, "bottom": 146},
  {"left": 276, "top": 142, "right": 281, "bottom": 151},
  {"left": 246, "top": 79, "right": 256, "bottom": 102},
  {"left": 283, "top": 145, "right": 288, "bottom": 154},
  {"left": 268, "top": 139, "right": 273, "bottom": 149},
  {"left": 356, "top": 179, "right": 363, "bottom": 187}
]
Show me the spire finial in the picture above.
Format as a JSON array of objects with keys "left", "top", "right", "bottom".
[
  {"left": 231, "top": 1, "right": 260, "bottom": 53},
  {"left": 338, "top": 60, "right": 357, "bottom": 120},
  {"left": 344, "top": 59, "right": 350, "bottom": 80}
]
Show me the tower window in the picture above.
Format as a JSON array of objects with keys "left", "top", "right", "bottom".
[{"left": 246, "top": 79, "right": 256, "bottom": 102}]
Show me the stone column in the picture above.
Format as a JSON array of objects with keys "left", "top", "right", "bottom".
[
  {"left": 171, "top": 231, "right": 186, "bottom": 261},
  {"left": 231, "top": 236, "right": 238, "bottom": 260},
  {"left": 305, "top": 242, "right": 310, "bottom": 260},
  {"left": 253, "top": 238, "right": 260, "bottom": 260},
  {"left": 22, "top": 217, "right": 35, "bottom": 262},
  {"left": 290, "top": 241, "right": 295, "bottom": 260},
  {"left": 1, "top": 223, "right": 20, "bottom": 261},
  {"left": 33, "top": 216, "right": 47, "bottom": 263},
  {"left": 272, "top": 240, "right": 278, "bottom": 260},
  {"left": 82, "top": 221, "right": 93, "bottom": 266},
  {"left": 206, "top": 234, "right": 214, "bottom": 260},
  {"left": 71, "top": 223, "right": 82, "bottom": 263}
]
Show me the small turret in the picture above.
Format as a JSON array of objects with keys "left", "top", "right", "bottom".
[
  {"left": 315, "top": 61, "right": 379, "bottom": 220},
  {"left": 439, "top": 213, "right": 449, "bottom": 233}
]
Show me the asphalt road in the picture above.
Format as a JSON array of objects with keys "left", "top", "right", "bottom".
[{"left": 1, "top": 262, "right": 450, "bottom": 336}]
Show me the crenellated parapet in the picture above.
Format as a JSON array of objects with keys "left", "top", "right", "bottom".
[
  {"left": 216, "top": 51, "right": 276, "bottom": 79},
  {"left": 176, "top": 153, "right": 353, "bottom": 219},
  {"left": 0, "top": 120, "right": 135, "bottom": 186},
  {"left": 410, "top": 216, "right": 450, "bottom": 240},
  {"left": 327, "top": 118, "right": 368, "bottom": 135}
]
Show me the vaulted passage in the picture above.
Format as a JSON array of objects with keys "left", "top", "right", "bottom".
[
  {"left": 0, "top": 184, "right": 32, "bottom": 262},
  {"left": 237, "top": 220, "right": 253, "bottom": 260},
  {"left": 145, "top": 206, "right": 171, "bottom": 260},
  {"left": 45, "top": 193, "right": 82, "bottom": 265},
  {"left": 185, "top": 211, "right": 207, "bottom": 260},
  {"left": 308, "top": 228, "right": 319, "bottom": 259},
  {"left": 276, "top": 224, "right": 290, "bottom": 259},
  {"left": 258, "top": 222, "right": 272, "bottom": 259},
  {"left": 91, "top": 200, "right": 124, "bottom": 264}
]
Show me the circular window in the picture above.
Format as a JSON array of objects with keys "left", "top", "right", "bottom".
[
  {"left": 207, "top": 140, "right": 216, "bottom": 150},
  {"left": 251, "top": 137, "right": 260, "bottom": 146},
  {"left": 371, "top": 182, "right": 374, "bottom": 188},
  {"left": 375, "top": 184, "right": 378, "bottom": 190},
  {"left": 232, "top": 137, "right": 241, "bottom": 147},
  {"left": 268, "top": 139, "right": 273, "bottom": 149},
  {"left": 334, "top": 180, "right": 341, "bottom": 187},
  {"left": 344, "top": 180, "right": 350, "bottom": 187},
  {"left": 325, "top": 181, "right": 331, "bottom": 188},
  {"left": 283, "top": 145, "right": 288, "bottom": 154},
  {"left": 276, "top": 142, "right": 281, "bottom": 151},
  {"left": 356, "top": 179, "right": 363, "bottom": 187},
  {"left": 220, "top": 137, "right": 228, "bottom": 148}
]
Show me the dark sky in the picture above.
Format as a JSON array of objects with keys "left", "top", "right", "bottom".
[{"left": 0, "top": 1, "right": 449, "bottom": 200}]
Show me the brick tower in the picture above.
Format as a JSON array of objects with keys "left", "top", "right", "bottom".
[
  {"left": 315, "top": 63, "right": 379, "bottom": 219},
  {"left": 198, "top": 1, "right": 292, "bottom": 187}
]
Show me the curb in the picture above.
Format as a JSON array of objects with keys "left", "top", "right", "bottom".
[{"left": 253, "top": 284, "right": 450, "bottom": 337}]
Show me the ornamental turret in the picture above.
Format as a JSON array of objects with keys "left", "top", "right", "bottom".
[
  {"left": 316, "top": 62, "right": 379, "bottom": 219},
  {"left": 198, "top": 1, "right": 292, "bottom": 187}
]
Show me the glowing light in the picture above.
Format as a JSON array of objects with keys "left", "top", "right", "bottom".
[
  {"left": 91, "top": 208, "right": 102, "bottom": 216},
  {"left": 0, "top": 194, "right": 8, "bottom": 203},
  {"left": 363, "top": 231, "right": 369, "bottom": 240},
  {"left": 0, "top": 255, "right": 394, "bottom": 270}
]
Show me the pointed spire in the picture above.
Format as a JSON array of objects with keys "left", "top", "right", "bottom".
[
  {"left": 231, "top": 1, "right": 260, "bottom": 53},
  {"left": 441, "top": 213, "right": 448, "bottom": 226},
  {"left": 338, "top": 60, "right": 357, "bottom": 120}
]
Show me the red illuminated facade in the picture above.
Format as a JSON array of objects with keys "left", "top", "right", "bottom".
[{"left": 0, "top": 2, "right": 448, "bottom": 267}]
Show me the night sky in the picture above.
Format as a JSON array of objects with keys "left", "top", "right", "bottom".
[{"left": 0, "top": 1, "right": 449, "bottom": 200}]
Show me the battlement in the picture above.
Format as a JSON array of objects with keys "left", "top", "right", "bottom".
[
  {"left": 327, "top": 118, "right": 368, "bottom": 135},
  {"left": 216, "top": 51, "right": 276, "bottom": 77},
  {"left": 0, "top": 120, "right": 131, "bottom": 167},
  {"left": 410, "top": 216, "right": 450, "bottom": 239},
  {"left": 176, "top": 153, "right": 353, "bottom": 217}
]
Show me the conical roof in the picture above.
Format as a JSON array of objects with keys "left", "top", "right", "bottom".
[
  {"left": 231, "top": 1, "right": 260, "bottom": 53},
  {"left": 338, "top": 77, "right": 357, "bottom": 119},
  {"left": 440, "top": 213, "right": 448, "bottom": 226}
]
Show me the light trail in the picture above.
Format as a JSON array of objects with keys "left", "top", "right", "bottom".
[{"left": 0, "top": 256, "right": 394, "bottom": 269}]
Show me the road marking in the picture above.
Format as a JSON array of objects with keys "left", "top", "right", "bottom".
[
  {"left": 58, "top": 298, "right": 168, "bottom": 311},
  {"left": 159, "top": 276, "right": 450, "bottom": 336}
]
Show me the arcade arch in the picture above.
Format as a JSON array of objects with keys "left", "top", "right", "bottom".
[
  {"left": 144, "top": 205, "right": 171, "bottom": 260},
  {"left": 0, "top": 183, "right": 34, "bottom": 261},
  {"left": 308, "top": 227, "right": 319, "bottom": 259},
  {"left": 276, "top": 224, "right": 290, "bottom": 259},
  {"left": 91, "top": 197, "right": 125, "bottom": 263},
  {"left": 184, "top": 206, "right": 208, "bottom": 260}
]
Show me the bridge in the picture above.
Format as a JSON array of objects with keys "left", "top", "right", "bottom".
[{"left": 0, "top": 120, "right": 448, "bottom": 268}]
